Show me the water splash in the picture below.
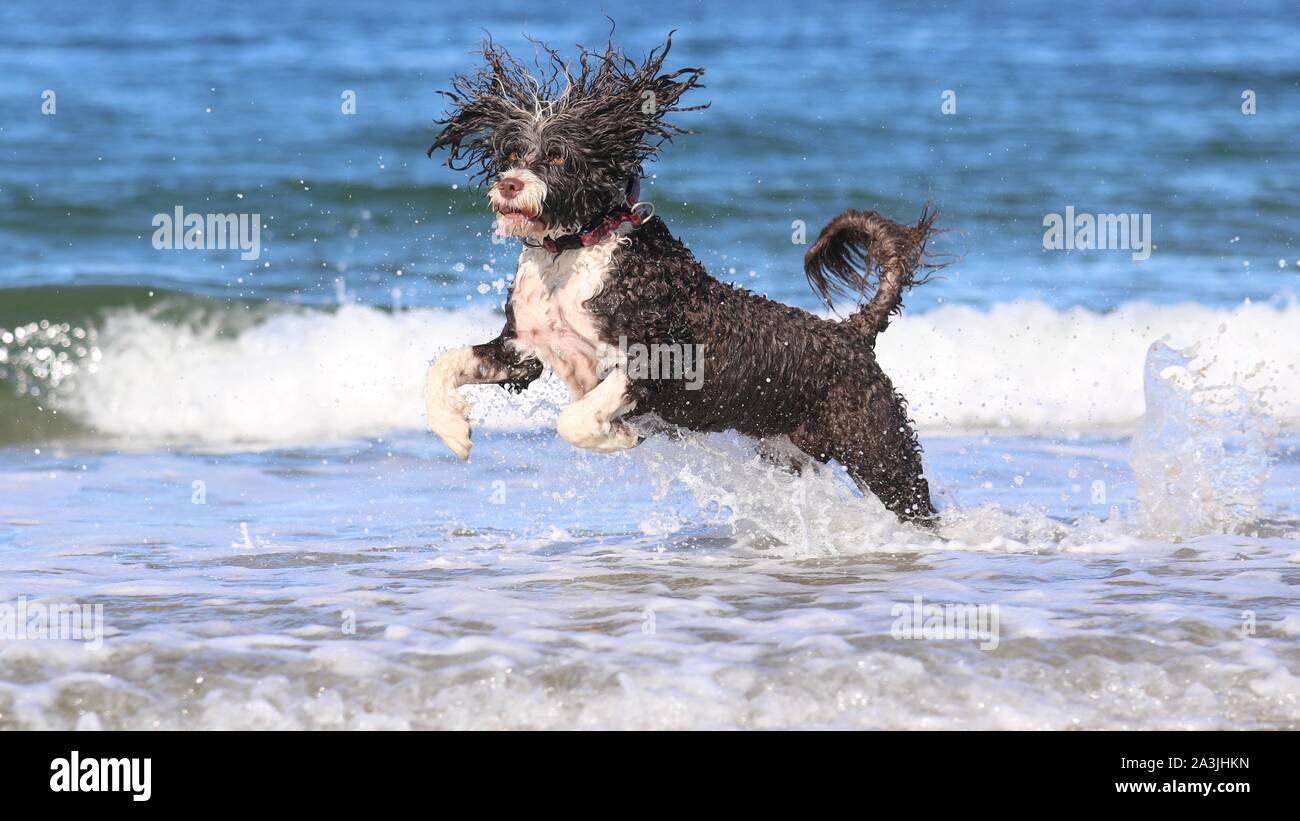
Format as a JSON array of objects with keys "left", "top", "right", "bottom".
[
  {"left": 635, "top": 433, "right": 922, "bottom": 556},
  {"left": 1130, "top": 339, "right": 1276, "bottom": 538},
  {"left": 630, "top": 432, "right": 1135, "bottom": 556}
]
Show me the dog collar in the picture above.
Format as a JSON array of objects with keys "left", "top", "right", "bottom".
[{"left": 540, "top": 179, "right": 651, "bottom": 254}]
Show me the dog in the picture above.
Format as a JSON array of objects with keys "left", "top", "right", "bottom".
[{"left": 424, "top": 34, "right": 940, "bottom": 523}]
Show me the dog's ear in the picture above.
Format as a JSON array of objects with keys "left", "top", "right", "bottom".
[
  {"left": 427, "top": 93, "right": 496, "bottom": 165},
  {"left": 426, "top": 101, "right": 468, "bottom": 160},
  {"left": 427, "top": 40, "right": 528, "bottom": 174},
  {"left": 548, "top": 31, "right": 707, "bottom": 173},
  {"left": 622, "top": 32, "right": 708, "bottom": 154}
]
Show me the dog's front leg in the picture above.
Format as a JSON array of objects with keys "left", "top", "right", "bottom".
[
  {"left": 425, "top": 347, "right": 480, "bottom": 459},
  {"left": 425, "top": 337, "right": 542, "bottom": 460},
  {"left": 555, "top": 368, "right": 642, "bottom": 453}
]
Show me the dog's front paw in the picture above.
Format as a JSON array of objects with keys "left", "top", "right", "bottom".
[
  {"left": 556, "top": 406, "right": 641, "bottom": 453},
  {"left": 431, "top": 391, "right": 473, "bottom": 460},
  {"left": 425, "top": 362, "right": 473, "bottom": 460},
  {"left": 598, "top": 420, "right": 644, "bottom": 452}
]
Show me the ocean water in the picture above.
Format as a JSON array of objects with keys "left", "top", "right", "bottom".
[{"left": 0, "top": 0, "right": 1298, "bottom": 729}]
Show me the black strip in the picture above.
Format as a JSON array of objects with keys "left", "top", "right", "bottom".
[{"left": 0, "top": 730, "right": 1287, "bottom": 808}]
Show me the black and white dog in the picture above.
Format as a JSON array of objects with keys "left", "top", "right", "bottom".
[{"left": 425, "top": 34, "right": 940, "bottom": 522}]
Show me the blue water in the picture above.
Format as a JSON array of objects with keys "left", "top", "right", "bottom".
[
  {"left": 0, "top": 1, "right": 1297, "bottom": 729},
  {"left": 1, "top": 0, "right": 1297, "bottom": 312}
]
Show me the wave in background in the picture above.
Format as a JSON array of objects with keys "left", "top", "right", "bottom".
[{"left": 2, "top": 286, "right": 1296, "bottom": 448}]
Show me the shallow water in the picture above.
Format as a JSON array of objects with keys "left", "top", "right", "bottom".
[
  {"left": 2, "top": 430, "right": 1298, "bottom": 729},
  {"left": 1, "top": 0, "right": 1299, "bottom": 729}
]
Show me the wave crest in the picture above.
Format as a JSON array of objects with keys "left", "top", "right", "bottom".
[{"left": 3, "top": 292, "right": 1296, "bottom": 447}]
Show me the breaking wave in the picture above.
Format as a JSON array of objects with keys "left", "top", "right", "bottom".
[{"left": 1, "top": 286, "right": 1297, "bottom": 447}]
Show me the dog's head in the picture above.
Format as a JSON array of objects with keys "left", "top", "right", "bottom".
[{"left": 428, "top": 33, "right": 706, "bottom": 239}]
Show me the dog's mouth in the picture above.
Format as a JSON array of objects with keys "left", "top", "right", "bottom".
[
  {"left": 494, "top": 204, "right": 546, "bottom": 237},
  {"left": 488, "top": 170, "right": 550, "bottom": 239}
]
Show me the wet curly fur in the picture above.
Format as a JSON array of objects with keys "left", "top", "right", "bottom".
[{"left": 427, "top": 32, "right": 940, "bottom": 523}]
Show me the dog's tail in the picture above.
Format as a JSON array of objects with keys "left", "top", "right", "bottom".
[{"left": 803, "top": 206, "right": 940, "bottom": 340}]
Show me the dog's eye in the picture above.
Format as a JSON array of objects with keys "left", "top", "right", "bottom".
[
  {"left": 507, "top": 152, "right": 519, "bottom": 163},
  {"left": 549, "top": 156, "right": 566, "bottom": 167}
]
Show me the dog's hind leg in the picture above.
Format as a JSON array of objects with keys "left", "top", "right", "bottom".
[
  {"left": 556, "top": 369, "right": 642, "bottom": 453},
  {"left": 840, "top": 442, "right": 937, "bottom": 525},
  {"left": 756, "top": 435, "right": 816, "bottom": 475},
  {"left": 791, "top": 386, "right": 937, "bottom": 525}
]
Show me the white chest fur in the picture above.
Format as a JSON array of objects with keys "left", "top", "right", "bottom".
[{"left": 509, "top": 237, "right": 621, "bottom": 398}]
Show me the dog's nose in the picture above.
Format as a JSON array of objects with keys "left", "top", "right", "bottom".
[{"left": 497, "top": 177, "right": 523, "bottom": 199}]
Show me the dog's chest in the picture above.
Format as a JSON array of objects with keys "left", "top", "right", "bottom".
[{"left": 510, "top": 239, "right": 619, "bottom": 398}]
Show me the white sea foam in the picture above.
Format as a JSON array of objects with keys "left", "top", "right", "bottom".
[
  {"left": 52, "top": 297, "right": 1300, "bottom": 446},
  {"left": 876, "top": 297, "right": 1300, "bottom": 433}
]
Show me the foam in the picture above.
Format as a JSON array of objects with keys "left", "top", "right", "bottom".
[
  {"left": 876, "top": 297, "right": 1300, "bottom": 432},
  {"left": 48, "top": 297, "right": 1300, "bottom": 447}
]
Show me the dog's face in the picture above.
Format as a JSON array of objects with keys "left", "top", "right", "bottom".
[
  {"left": 429, "top": 34, "right": 706, "bottom": 239},
  {"left": 481, "top": 114, "right": 622, "bottom": 240}
]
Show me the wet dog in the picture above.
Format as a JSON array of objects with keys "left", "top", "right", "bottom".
[{"left": 425, "top": 34, "right": 940, "bottom": 522}]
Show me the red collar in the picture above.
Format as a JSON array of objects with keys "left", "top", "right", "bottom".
[{"left": 541, "top": 179, "right": 648, "bottom": 254}]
